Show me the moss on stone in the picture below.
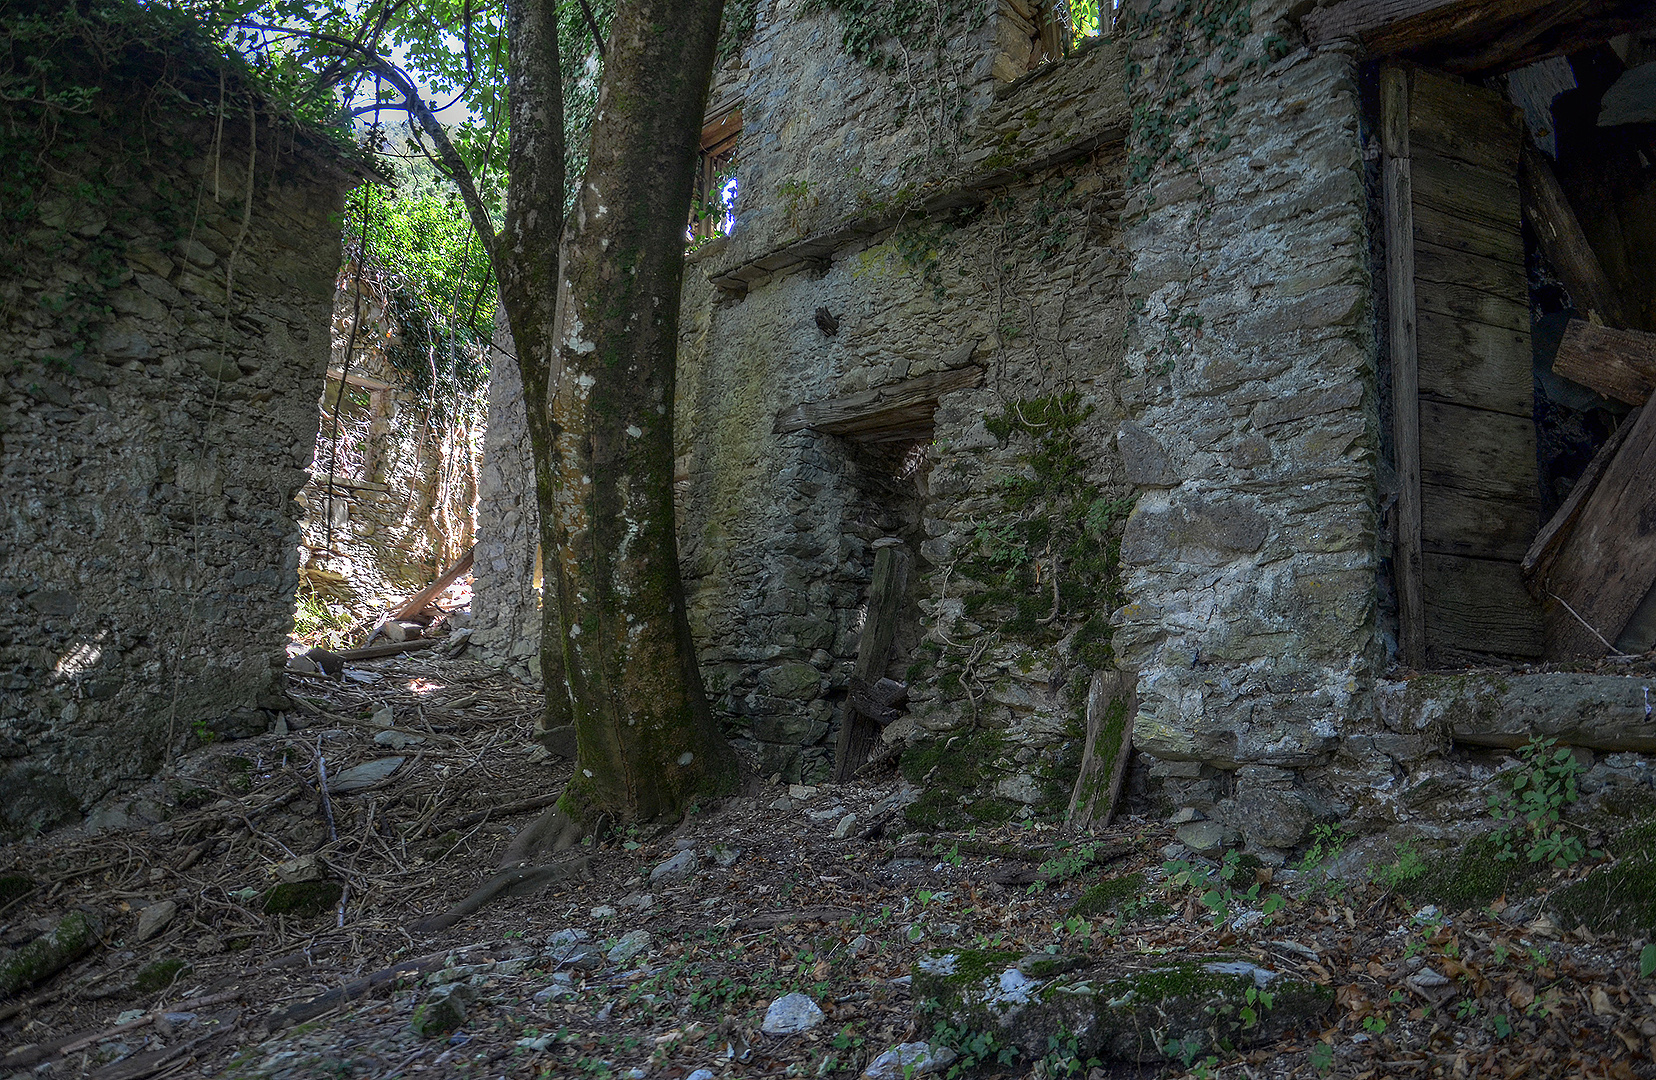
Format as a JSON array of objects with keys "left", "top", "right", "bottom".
[
  {"left": 263, "top": 880, "right": 344, "bottom": 918},
  {"left": 1550, "top": 820, "right": 1656, "bottom": 935},
  {"left": 134, "top": 957, "right": 191, "bottom": 992},
  {"left": 0, "top": 910, "right": 101, "bottom": 995},
  {"left": 0, "top": 873, "right": 34, "bottom": 907},
  {"left": 1400, "top": 835, "right": 1550, "bottom": 912},
  {"left": 901, "top": 728, "right": 1011, "bottom": 830},
  {"left": 1068, "top": 871, "right": 1147, "bottom": 917}
]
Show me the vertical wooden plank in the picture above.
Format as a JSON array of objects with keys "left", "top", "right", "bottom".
[
  {"left": 1383, "top": 66, "right": 1426, "bottom": 669},
  {"left": 833, "top": 542, "right": 909, "bottom": 781},
  {"left": 1065, "top": 670, "right": 1136, "bottom": 832}
]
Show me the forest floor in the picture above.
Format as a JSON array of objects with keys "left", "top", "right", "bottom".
[{"left": 2, "top": 653, "right": 1655, "bottom": 1080}]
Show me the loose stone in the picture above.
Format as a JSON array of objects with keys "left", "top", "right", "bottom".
[{"left": 761, "top": 992, "right": 825, "bottom": 1035}]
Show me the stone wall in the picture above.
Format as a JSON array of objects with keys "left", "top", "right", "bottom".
[
  {"left": 1111, "top": 0, "right": 1385, "bottom": 853},
  {"left": 296, "top": 282, "right": 482, "bottom": 615},
  {"left": 676, "top": 10, "right": 1133, "bottom": 791},
  {"left": 0, "top": 53, "right": 359, "bottom": 834},
  {"left": 470, "top": 320, "right": 542, "bottom": 679}
]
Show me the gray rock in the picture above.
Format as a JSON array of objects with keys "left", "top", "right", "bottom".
[
  {"left": 712, "top": 845, "right": 742, "bottom": 867},
  {"left": 327, "top": 757, "right": 404, "bottom": 793},
  {"left": 135, "top": 900, "right": 177, "bottom": 942},
  {"left": 1117, "top": 421, "right": 1176, "bottom": 486},
  {"left": 687, "top": 1071, "right": 716, "bottom": 1080},
  {"left": 833, "top": 813, "right": 859, "bottom": 840},
  {"left": 761, "top": 992, "right": 825, "bottom": 1034},
  {"left": 606, "top": 929, "right": 652, "bottom": 965},
  {"left": 545, "top": 928, "right": 603, "bottom": 971},
  {"left": 863, "top": 1042, "right": 957, "bottom": 1079},
  {"left": 912, "top": 950, "right": 1331, "bottom": 1062},
  {"left": 411, "top": 983, "right": 474, "bottom": 1038},
  {"left": 1174, "top": 821, "right": 1232, "bottom": 855},
  {"left": 374, "top": 729, "right": 425, "bottom": 749},
  {"left": 650, "top": 849, "right": 698, "bottom": 884},
  {"left": 1217, "top": 788, "right": 1311, "bottom": 850}
]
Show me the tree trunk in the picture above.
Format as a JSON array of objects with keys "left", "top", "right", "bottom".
[
  {"left": 496, "top": 0, "right": 573, "bottom": 733},
  {"left": 546, "top": 0, "right": 738, "bottom": 824}
]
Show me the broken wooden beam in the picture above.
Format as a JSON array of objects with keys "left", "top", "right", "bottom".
[
  {"left": 1522, "top": 401, "right": 1640, "bottom": 591},
  {"left": 1528, "top": 398, "right": 1656, "bottom": 658},
  {"left": 774, "top": 365, "right": 983, "bottom": 442},
  {"left": 1065, "top": 669, "right": 1136, "bottom": 832},
  {"left": 1551, "top": 320, "right": 1656, "bottom": 406},
  {"left": 1520, "top": 144, "right": 1629, "bottom": 329},
  {"left": 391, "top": 546, "right": 475, "bottom": 621},
  {"left": 833, "top": 541, "right": 910, "bottom": 781},
  {"left": 326, "top": 367, "right": 395, "bottom": 392}
]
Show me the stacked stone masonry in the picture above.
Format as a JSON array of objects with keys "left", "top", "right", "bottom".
[{"left": 0, "top": 56, "right": 361, "bottom": 835}]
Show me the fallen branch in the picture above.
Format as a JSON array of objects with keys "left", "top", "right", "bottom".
[
  {"left": 392, "top": 546, "right": 475, "bottom": 621},
  {"left": 734, "top": 907, "right": 857, "bottom": 930},
  {"left": 435, "top": 792, "right": 564, "bottom": 835},
  {"left": 264, "top": 945, "right": 492, "bottom": 1031},
  {"left": 58, "top": 990, "right": 244, "bottom": 1055},
  {"left": 412, "top": 857, "right": 592, "bottom": 935}
]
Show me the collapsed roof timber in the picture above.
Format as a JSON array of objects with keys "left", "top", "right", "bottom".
[{"left": 4, "top": 0, "right": 1656, "bottom": 863}]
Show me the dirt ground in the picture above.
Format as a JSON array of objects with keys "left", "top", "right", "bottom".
[{"left": 3, "top": 653, "right": 1655, "bottom": 1079}]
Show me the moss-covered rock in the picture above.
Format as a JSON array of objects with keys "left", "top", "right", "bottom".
[
  {"left": 913, "top": 948, "right": 1331, "bottom": 1064},
  {"left": 1399, "top": 835, "right": 1550, "bottom": 912},
  {"left": 1550, "top": 821, "right": 1656, "bottom": 935},
  {"left": 1068, "top": 872, "right": 1148, "bottom": 918},
  {"left": 263, "top": 880, "right": 344, "bottom": 918},
  {"left": 901, "top": 729, "right": 1012, "bottom": 830},
  {"left": 0, "top": 910, "right": 102, "bottom": 994},
  {"left": 134, "top": 957, "right": 191, "bottom": 992}
]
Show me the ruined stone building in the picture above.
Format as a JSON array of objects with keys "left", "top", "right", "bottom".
[
  {"left": 0, "top": 9, "right": 371, "bottom": 834},
  {"left": 477, "top": 0, "right": 1656, "bottom": 856}
]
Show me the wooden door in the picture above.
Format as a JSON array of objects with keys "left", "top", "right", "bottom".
[{"left": 1384, "top": 67, "right": 1544, "bottom": 664}]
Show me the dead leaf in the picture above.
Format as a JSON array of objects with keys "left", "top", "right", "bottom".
[
  {"left": 1506, "top": 980, "right": 1535, "bottom": 1010},
  {"left": 1591, "top": 986, "right": 1617, "bottom": 1017}
]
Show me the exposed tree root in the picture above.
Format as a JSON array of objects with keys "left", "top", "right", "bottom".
[
  {"left": 411, "top": 856, "right": 592, "bottom": 935},
  {"left": 497, "top": 807, "right": 589, "bottom": 869}
]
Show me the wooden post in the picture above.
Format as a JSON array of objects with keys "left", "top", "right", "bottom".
[
  {"left": 833, "top": 541, "right": 909, "bottom": 781},
  {"left": 1065, "top": 670, "right": 1137, "bottom": 832},
  {"left": 1382, "top": 67, "right": 1426, "bottom": 669},
  {"left": 1520, "top": 143, "right": 1628, "bottom": 329}
]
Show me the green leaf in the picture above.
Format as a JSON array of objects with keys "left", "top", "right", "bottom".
[{"left": 1640, "top": 943, "right": 1656, "bottom": 979}]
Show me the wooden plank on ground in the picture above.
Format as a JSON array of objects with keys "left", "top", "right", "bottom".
[
  {"left": 775, "top": 365, "right": 982, "bottom": 440},
  {"left": 833, "top": 542, "right": 910, "bottom": 781},
  {"left": 1065, "top": 669, "right": 1135, "bottom": 832},
  {"left": 1416, "top": 310, "right": 1532, "bottom": 417},
  {"left": 1418, "top": 400, "right": 1538, "bottom": 501},
  {"left": 1422, "top": 553, "right": 1545, "bottom": 659},
  {"left": 1523, "top": 402, "right": 1639, "bottom": 590},
  {"left": 1383, "top": 66, "right": 1426, "bottom": 669},
  {"left": 1420, "top": 482, "right": 1540, "bottom": 561},
  {"left": 1520, "top": 143, "right": 1629, "bottom": 328},
  {"left": 1551, "top": 319, "right": 1656, "bottom": 406},
  {"left": 1534, "top": 399, "right": 1656, "bottom": 658}
]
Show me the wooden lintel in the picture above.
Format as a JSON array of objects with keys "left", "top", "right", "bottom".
[
  {"left": 775, "top": 365, "right": 984, "bottom": 441},
  {"left": 1303, "top": 0, "right": 1647, "bottom": 74},
  {"left": 327, "top": 368, "right": 395, "bottom": 392},
  {"left": 1552, "top": 320, "right": 1656, "bottom": 406}
]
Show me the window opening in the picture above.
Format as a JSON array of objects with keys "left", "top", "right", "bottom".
[{"left": 691, "top": 103, "right": 740, "bottom": 241}]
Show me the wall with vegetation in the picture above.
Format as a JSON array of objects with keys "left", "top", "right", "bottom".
[
  {"left": 673, "top": 0, "right": 1134, "bottom": 791},
  {"left": 1111, "top": 0, "right": 1383, "bottom": 853},
  {"left": 0, "top": 11, "right": 359, "bottom": 835}
]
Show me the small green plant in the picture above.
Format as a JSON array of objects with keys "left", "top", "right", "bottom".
[
  {"left": 1239, "top": 984, "right": 1274, "bottom": 1027},
  {"left": 1490, "top": 1012, "right": 1513, "bottom": 1038},
  {"left": 1376, "top": 841, "right": 1426, "bottom": 890},
  {"left": 1309, "top": 1040, "right": 1335, "bottom": 1072},
  {"left": 1161, "top": 850, "right": 1286, "bottom": 929},
  {"left": 1488, "top": 737, "right": 1595, "bottom": 868},
  {"left": 1362, "top": 1014, "right": 1388, "bottom": 1036},
  {"left": 1641, "top": 943, "right": 1656, "bottom": 979}
]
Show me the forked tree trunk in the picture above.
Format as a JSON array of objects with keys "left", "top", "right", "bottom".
[
  {"left": 545, "top": 0, "right": 738, "bottom": 824},
  {"left": 496, "top": 0, "right": 573, "bottom": 733}
]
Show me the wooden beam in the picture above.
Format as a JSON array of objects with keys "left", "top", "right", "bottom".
[
  {"left": 1551, "top": 320, "right": 1656, "bottom": 406},
  {"left": 391, "top": 546, "right": 475, "bottom": 621},
  {"left": 327, "top": 368, "right": 395, "bottom": 392},
  {"left": 1302, "top": 0, "right": 1647, "bottom": 73},
  {"left": 1064, "top": 670, "right": 1135, "bottom": 832},
  {"left": 833, "top": 543, "right": 910, "bottom": 781},
  {"left": 1383, "top": 67, "right": 1427, "bottom": 669},
  {"left": 1533, "top": 399, "right": 1656, "bottom": 658},
  {"left": 774, "top": 365, "right": 983, "bottom": 441},
  {"left": 1520, "top": 143, "right": 1630, "bottom": 328},
  {"left": 1522, "top": 401, "right": 1639, "bottom": 589}
]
